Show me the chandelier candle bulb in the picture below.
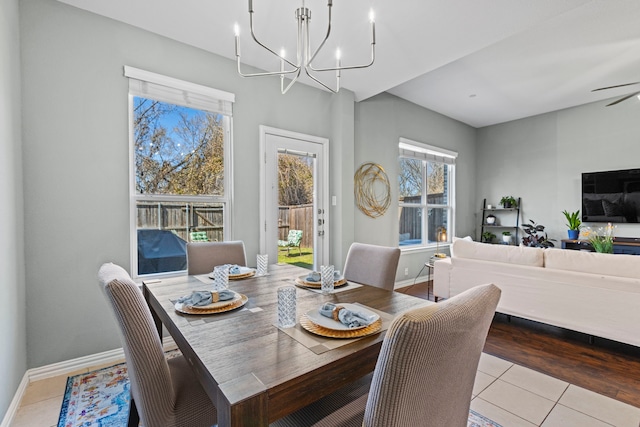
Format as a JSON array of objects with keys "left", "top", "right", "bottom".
[
  {"left": 370, "top": 10, "right": 376, "bottom": 44},
  {"left": 234, "top": 23, "right": 240, "bottom": 56}
]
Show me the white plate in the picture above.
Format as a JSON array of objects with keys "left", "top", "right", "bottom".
[
  {"left": 305, "top": 303, "right": 379, "bottom": 331},
  {"left": 297, "top": 274, "right": 344, "bottom": 285},
  {"left": 185, "top": 291, "right": 241, "bottom": 310},
  {"left": 208, "top": 266, "right": 255, "bottom": 279}
]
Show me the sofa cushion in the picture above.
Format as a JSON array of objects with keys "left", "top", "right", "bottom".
[
  {"left": 451, "top": 239, "right": 544, "bottom": 267},
  {"left": 544, "top": 248, "right": 640, "bottom": 280}
]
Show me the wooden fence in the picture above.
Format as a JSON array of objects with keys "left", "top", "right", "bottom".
[
  {"left": 278, "top": 204, "right": 314, "bottom": 248},
  {"left": 399, "top": 194, "right": 446, "bottom": 241},
  {"left": 137, "top": 201, "right": 314, "bottom": 247},
  {"left": 136, "top": 202, "right": 224, "bottom": 242}
]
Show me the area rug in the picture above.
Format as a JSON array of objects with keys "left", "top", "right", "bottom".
[{"left": 58, "top": 361, "right": 503, "bottom": 427}]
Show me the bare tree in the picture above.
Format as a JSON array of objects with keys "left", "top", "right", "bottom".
[
  {"left": 278, "top": 154, "right": 313, "bottom": 206},
  {"left": 399, "top": 158, "right": 444, "bottom": 201},
  {"left": 134, "top": 97, "right": 224, "bottom": 196}
]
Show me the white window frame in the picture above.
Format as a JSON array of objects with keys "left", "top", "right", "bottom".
[
  {"left": 398, "top": 137, "right": 457, "bottom": 251},
  {"left": 125, "top": 66, "right": 235, "bottom": 278}
]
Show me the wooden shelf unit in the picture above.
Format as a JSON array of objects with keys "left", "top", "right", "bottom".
[{"left": 481, "top": 198, "right": 521, "bottom": 245}]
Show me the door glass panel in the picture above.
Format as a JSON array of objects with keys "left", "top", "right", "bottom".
[{"left": 277, "top": 153, "right": 314, "bottom": 269}]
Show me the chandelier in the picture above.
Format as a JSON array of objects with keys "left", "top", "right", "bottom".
[{"left": 234, "top": 0, "right": 376, "bottom": 94}]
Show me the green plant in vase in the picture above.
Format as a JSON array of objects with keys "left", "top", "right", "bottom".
[
  {"left": 562, "top": 209, "right": 581, "bottom": 240},
  {"left": 502, "top": 231, "right": 512, "bottom": 244},
  {"left": 584, "top": 223, "right": 615, "bottom": 253},
  {"left": 500, "top": 196, "right": 517, "bottom": 208},
  {"left": 482, "top": 231, "right": 496, "bottom": 243}
]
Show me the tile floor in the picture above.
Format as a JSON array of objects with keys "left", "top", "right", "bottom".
[{"left": 10, "top": 353, "right": 640, "bottom": 427}]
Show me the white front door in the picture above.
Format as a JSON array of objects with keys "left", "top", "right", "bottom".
[{"left": 260, "top": 126, "right": 329, "bottom": 270}]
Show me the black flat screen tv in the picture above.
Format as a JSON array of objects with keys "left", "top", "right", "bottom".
[{"left": 582, "top": 168, "right": 640, "bottom": 223}]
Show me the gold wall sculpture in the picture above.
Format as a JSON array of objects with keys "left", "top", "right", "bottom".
[{"left": 354, "top": 162, "right": 390, "bottom": 218}]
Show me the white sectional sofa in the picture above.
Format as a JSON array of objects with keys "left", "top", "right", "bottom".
[{"left": 434, "top": 239, "right": 640, "bottom": 347}]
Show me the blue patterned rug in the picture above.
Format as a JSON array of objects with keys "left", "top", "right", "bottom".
[
  {"left": 57, "top": 361, "right": 502, "bottom": 427},
  {"left": 57, "top": 362, "right": 131, "bottom": 427}
]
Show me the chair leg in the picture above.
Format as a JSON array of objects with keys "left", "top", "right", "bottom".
[{"left": 128, "top": 395, "right": 140, "bottom": 427}]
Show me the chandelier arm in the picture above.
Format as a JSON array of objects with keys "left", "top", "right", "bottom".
[
  {"left": 248, "top": 8, "right": 299, "bottom": 68},
  {"left": 309, "top": 44, "right": 375, "bottom": 72},
  {"left": 237, "top": 59, "right": 301, "bottom": 78},
  {"left": 303, "top": 67, "right": 338, "bottom": 94},
  {"left": 307, "top": 2, "right": 333, "bottom": 66},
  {"left": 282, "top": 68, "right": 303, "bottom": 94}
]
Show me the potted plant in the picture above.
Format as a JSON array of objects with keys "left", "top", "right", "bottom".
[
  {"left": 500, "top": 196, "right": 518, "bottom": 208},
  {"left": 502, "top": 231, "right": 512, "bottom": 244},
  {"left": 482, "top": 231, "right": 496, "bottom": 243},
  {"left": 562, "top": 209, "right": 581, "bottom": 240},
  {"left": 521, "top": 219, "right": 555, "bottom": 248},
  {"left": 584, "top": 223, "right": 616, "bottom": 253}
]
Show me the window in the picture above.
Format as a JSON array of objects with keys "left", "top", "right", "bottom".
[
  {"left": 125, "top": 67, "right": 234, "bottom": 276},
  {"left": 398, "top": 138, "right": 457, "bottom": 249}
]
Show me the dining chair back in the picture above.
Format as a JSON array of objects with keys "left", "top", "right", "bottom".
[
  {"left": 271, "top": 283, "right": 501, "bottom": 427},
  {"left": 343, "top": 242, "right": 400, "bottom": 290},
  {"left": 97, "top": 263, "right": 217, "bottom": 427},
  {"left": 186, "top": 240, "right": 247, "bottom": 275}
]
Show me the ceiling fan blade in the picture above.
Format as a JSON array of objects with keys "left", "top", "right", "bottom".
[
  {"left": 606, "top": 91, "right": 640, "bottom": 107},
  {"left": 592, "top": 82, "right": 640, "bottom": 92}
]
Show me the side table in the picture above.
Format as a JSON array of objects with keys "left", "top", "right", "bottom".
[{"left": 425, "top": 255, "right": 448, "bottom": 302}]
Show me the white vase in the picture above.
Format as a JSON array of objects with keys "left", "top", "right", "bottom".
[{"left": 502, "top": 235, "right": 511, "bottom": 244}]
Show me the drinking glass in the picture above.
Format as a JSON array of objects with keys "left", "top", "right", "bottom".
[
  {"left": 212, "top": 265, "right": 229, "bottom": 291},
  {"left": 321, "top": 264, "right": 335, "bottom": 295},
  {"left": 277, "top": 286, "right": 297, "bottom": 328},
  {"left": 256, "top": 254, "right": 268, "bottom": 276}
]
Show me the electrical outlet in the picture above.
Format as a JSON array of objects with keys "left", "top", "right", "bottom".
[{"left": 404, "top": 267, "right": 409, "bottom": 276}]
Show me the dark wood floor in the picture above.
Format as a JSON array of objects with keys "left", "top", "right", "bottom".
[{"left": 396, "top": 281, "right": 640, "bottom": 408}]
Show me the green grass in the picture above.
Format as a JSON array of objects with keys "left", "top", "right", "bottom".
[{"left": 278, "top": 247, "right": 313, "bottom": 270}]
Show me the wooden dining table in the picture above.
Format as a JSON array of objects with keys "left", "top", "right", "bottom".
[{"left": 143, "top": 263, "right": 433, "bottom": 427}]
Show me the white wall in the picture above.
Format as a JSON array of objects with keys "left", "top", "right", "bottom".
[
  {"left": 354, "top": 93, "right": 477, "bottom": 282},
  {"left": 19, "top": 0, "right": 337, "bottom": 368},
  {"left": 477, "top": 100, "right": 640, "bottom": 244},
  {"left": 0, "top": 0, "right": 27, "bottom": 416}
]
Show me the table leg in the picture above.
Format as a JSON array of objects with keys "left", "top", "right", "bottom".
[
  {"left": 217, "top": 373, "right": 268, "bottom": 426},
  {"left": 143, "top": 284, "right": 163, "bottom": 339}
]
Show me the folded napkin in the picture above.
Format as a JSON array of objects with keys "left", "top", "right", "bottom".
[
  {"left": 306, "top": 271, "right": 321, "bottom": 282},
  {"left": 306, "top": 271, "right": 341, "bottom": 282},
  {"left": 319, "top": 303, "right": 376, "bottom": 328},
  {"left": 214, "top": 264, "right": 242, "bottom": 275},
  {"left": 177, "top": 290, "right": 235, "bottom": 307}
]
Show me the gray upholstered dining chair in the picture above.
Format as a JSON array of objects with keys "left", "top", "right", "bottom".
[
  {"left": 271, "top": 283, "right": 501, "bottom": 427},
  {"left": 186, "top": 240, "right": 247, "bottom": 275},
  {"left": 97, "top": 263, "right": 217, "bottom": 427},
  {"left": 343, "top": 242, "right": 401, "bottom": 291}
]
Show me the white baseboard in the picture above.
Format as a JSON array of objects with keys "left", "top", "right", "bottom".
[
  {"left": 0, "top": 373, "right": 29, "bottom": 427},
  {"left": 394, "top": 274, "right": 431, "bottom": 290},
  {"left": 1, "top": 336, "right": 176, "bottom": 427}
]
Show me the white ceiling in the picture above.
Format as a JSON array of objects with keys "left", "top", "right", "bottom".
[{"left": 57, "top": 0, "right": 640, "bottom": 127}]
